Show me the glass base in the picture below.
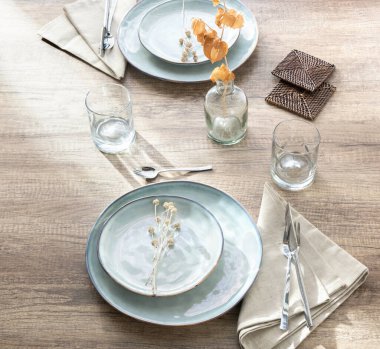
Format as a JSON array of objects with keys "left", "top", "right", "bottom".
[
  {"left": 92, "top": 118, "right": 136, "bottom": 154},
  {"left": 271, "top": 169, "right": 315, "bottom": 191},
  {"left": 94, "top": 131, "right": 136, "bottom": 154},
  {"left": 207, "top": 131, "right": 246, "bottom": 145}
]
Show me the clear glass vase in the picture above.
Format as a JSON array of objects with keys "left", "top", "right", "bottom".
[{"left": 204, "top": 80, "right": 248, "bottom": 145}]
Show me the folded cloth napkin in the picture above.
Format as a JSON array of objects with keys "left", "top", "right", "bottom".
[
  {"left": 38, "top": 0, "right": 135, "bottom": 79},
  {"left": 238, "top": 183, "right": 368, "bottom": 349}
]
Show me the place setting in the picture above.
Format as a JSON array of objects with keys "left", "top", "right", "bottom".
[
  {"left": 39, "top": 0, "right": 258, "bottom": 82},
  {"left": 37, "top": 0, "right": 370, "bottom": 348},
  {"left": 87, "top": 181, "right": 263, "bottom": 325},
  {"left": 118, "top": 0, "right": 257, "bottom": 82}
]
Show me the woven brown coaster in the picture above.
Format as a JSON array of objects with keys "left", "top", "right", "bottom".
[
  {"left": 272, "top": 50, "right": 335, "bottom": 92},
  {"left": 265, "top": 80, "right": 336, "bottom": 120}
]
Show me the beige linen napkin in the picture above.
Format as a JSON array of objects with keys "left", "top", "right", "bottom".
[
  {"left": 238, "top": 183, "right": 368, "bottom": 349},
  {"left": 38, "top": 0, "right": 135, "bottom": 79}
]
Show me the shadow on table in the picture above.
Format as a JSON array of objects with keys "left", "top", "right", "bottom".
[
  {"left": 102, "top": 304, "right": 240, "bottom": 348},
  {"left": 298, "top": 308, "right": 353, "bottom": 349},
  {"left": 101, "top": 132, "right": 201, "bottom": 188}
]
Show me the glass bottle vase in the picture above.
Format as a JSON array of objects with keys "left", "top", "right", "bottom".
[{"left": 204, "top": 80, "right": 248, "bottom": 145}]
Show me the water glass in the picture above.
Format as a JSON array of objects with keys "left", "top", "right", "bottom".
[
  {"left": 271, "top": 119, "right": 321, "bottom": 191},
  {"left": 85, "top": 84, "right": 135, "bottom": 154}
]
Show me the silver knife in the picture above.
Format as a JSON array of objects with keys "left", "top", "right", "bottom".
[
  {"left": 288, "top": 207, "right": 313, "bottom": 329},
  {"left": 99, "top": 0, "right": 117, "bottom": 57}
]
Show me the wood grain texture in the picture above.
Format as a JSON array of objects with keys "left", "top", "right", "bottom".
[{"left": 1, "top": 0, "right": 379, "bottom": 348}]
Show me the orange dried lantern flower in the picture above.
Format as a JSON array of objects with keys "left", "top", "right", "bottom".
[
  {"left": 192, "top": 18, "right": 206, "bottom": 35},
  {"left": 215, "top": 8, "right": 245, "bottom": 29},
  {"left": 209, "top": 39, "right": 229, "bottom": 64},
  {"left": 210, "top": 64, "right": 235, "bottom": 83},
  {"left": 197, "top": 28, "right": 217, "bottom": 45}
]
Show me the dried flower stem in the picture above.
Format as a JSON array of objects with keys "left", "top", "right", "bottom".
[
  {"left": 182, "top": 0, "right": 186, "bottom": 29},
  {"left": 179, "top": 0, "right": 198, "bottom": 62},
  {"left": 146, "top": 200, "right": 181, "bottom": 295},
  {"left": 220, "top": 25, "right": 225, "bottom": 41},
  {"left": 220, "top": 0, "right": 227, "bottom": 41}
]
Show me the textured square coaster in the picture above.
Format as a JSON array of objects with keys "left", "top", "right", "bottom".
[
  {"left": 272, "top": 50, "right": 335, "bottom": 92},
  {"left": 265, "top": 80, "right": 336, "bottom": 120}
]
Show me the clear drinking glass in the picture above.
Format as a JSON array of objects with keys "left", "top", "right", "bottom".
[
  {"left": 85, "top": 84, "right": 135, "bottom": 154},
  {"left": 271, "top": 119, "right": 321, "bottom": 191}
]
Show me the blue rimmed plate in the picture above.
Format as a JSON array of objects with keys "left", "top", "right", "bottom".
[
  {"left": 98, "top": 195, "right": 224, "bottom": 297},
  {"left": 117, "top": 0, "right": 258, "bottom": 82},
  {"left": 86, "top": 181, "right": 262, "bottom": 326}
]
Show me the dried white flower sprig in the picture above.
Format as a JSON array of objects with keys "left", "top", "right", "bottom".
[
  {"left": 178, "top": 0, "right": 198, "bottom": 62},
  {"left": 179, "top": 30, "right": 198, "bottom": 62},
  {"left": 146, "top": 199, "right": 181, "bottom": 295}
]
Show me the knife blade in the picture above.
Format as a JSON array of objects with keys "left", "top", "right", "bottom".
[{"left": 99, "top": 25, "right": 107, "bottom": 57}]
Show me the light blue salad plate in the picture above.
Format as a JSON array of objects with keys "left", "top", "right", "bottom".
[
  {"left": 98, "top": 195, "right": 224, "bottom": 297},
  {"left": 138, "top": 0, "right": 240, "bottom": 65},
  {"left": 86, "top": 181, "right": 262, "bottom": 326},
  {"left": 117, "top": 0, "right": 258, "bottom": 82}
]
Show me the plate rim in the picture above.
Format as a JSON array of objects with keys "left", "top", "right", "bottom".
[
  {"left": 97, "top": 194, "right": 224, "bottom": 297},
  {"left": 117, "top": 0, "right": 259, "bottom": 83},
  {"left": 137, "top": 0, "right": 240, "bottom": 66},
  {"left": 85, "top": 180, "right": 263, "bottom": 326}
]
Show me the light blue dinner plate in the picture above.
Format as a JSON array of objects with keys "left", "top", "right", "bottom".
[
  {"left": 86, "top": 181, "right": 262, "bottom": 325},
  {"left": 117, "top": 0, "right": 258, "bottom": 82},
  {"left": 138, "top": 0, "right": 240, "bottom": 65},
  {"left": 98, "top": 195, "right": 224, "bottom": 297}
]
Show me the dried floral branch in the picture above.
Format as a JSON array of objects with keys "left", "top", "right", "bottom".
[
  {"left": 191, "top": 0, "right": 244, "bottom": 83},
  {"left": 146, "top": 199, "right": 181, "bottom": 295}
]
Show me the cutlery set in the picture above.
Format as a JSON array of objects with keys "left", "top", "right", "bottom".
[
  {"left": 99, "top": 0, "right": 118, "bottom": 57},
  {"left": 280, "top": 203, "right": 313, "bottom": 330}
]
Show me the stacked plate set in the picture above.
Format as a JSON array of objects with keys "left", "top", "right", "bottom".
[
  {"left": 86, "top": 181, "right": 262, "bottom": 325},
  {"left": 117, "top": 0, "right": 258, "bottom": 82}
]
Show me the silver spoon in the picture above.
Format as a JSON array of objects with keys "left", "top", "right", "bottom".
[{"left": 133, "top": 165, "right": 213, "bottom": 179}]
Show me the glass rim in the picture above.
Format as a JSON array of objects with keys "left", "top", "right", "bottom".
[
  {"left": 272, "top": 119, "right": 321, "bottom": 153},
  {"left": 85, "top": 83, "right": 132, "bottom": 115}
]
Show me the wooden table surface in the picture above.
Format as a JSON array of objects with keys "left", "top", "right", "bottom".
[{"left": 1, "top": 0, "right": 379, "bottom": 348}]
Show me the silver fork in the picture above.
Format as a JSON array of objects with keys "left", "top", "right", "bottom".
[
  {"left": 280, "top": 207, "right": 313, "bottom": 330},
  {"left": 280, "top": 203, "right": 294, "bottom": 331}
]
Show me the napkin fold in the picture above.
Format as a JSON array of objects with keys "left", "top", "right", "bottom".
[
  {"left": 38, "top": 0, "right": 135, "bottom": 79},
  {"left": 238, "top": 183, "right": 368, "bottom": 349}
]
